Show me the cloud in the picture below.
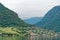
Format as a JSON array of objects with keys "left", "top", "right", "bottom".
[{"left": 0, "top": 0, "right": 60, "bottom": 19}]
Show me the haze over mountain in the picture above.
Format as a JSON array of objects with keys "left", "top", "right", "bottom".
[
  {"left": 24, "top": 17, "right": 42, "bottom": 25},
  {"left": 0, "top": 0, "right": 60, "bottom": 19},
  {"left": 0, "top": 3, "right": 30, "bottom": 27},
  {"left": 36, "top": 6, "right": 60, "bottom": 32}
]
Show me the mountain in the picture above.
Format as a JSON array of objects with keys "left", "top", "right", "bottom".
[
  {"left": 24, "top": 17, "right": 42, "bottom": 25},
  {"left": 0, "top": 3, "right": 30, "bottom": 27},
  {"left": 36, "top": 6, "right": 60, "bottom": 32},
  {"left": 0, "top": 3, "right": 58, "bottom": 39}
]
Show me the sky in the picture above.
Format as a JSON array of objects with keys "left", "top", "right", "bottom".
[{"left": 0, "top": 0, "right": 60, "bottom": 19}]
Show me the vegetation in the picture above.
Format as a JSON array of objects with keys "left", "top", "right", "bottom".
[
  {"left": 36, "top": 6, "right": 60, "bottom": 32},
  {"left": 0, "top": 27, "right": 59, "bottom": 40},
  {"left": 0, "top": 3, "right": 30, "bottom": 27},
  {"left": 0, "top": 3, "right": 60, "bottom": 40}
]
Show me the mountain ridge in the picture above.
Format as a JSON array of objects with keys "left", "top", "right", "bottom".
[
  {"left": 36, "top": 6, "right": 60, "bottom": 32},
  {"left": 24, "top": 17, "right": 42, "bottom": 25},
  {"left": 0, "top": 3, "right": 30, "bottom": 27}
]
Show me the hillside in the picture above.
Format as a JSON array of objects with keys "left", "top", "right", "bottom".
[
  {"left": 24, "top": 17, "right": 42, "bottom": 25},
  {"left": 0, "top": 3, "right": 59, "bottom": 39},
  {"left": 36, "top": 6, "right": 60, "bottom": 32},
  {"left": 0, "top": 3, "right": 30, "bottom": 27}
]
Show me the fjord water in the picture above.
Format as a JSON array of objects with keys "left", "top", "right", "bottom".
[{"left": 0, "top": 35, "right": 60, "bottom": 40}]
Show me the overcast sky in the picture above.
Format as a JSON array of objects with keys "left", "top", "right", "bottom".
[{"left": 0, "top": 0, "right": 60, "bottom": 19}]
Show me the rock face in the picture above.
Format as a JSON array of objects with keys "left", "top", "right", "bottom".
[
  {"left": 0, "top": 3, "right": 29, "bottom": 27},
  {"left": 36, "top": 6, "right": 60, "bottom": 32}
]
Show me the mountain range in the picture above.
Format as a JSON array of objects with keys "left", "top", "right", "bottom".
[
  {"left": 0, "top": 2, "right": 60, "bottom": 32},
  {"left": 36, "top": 6, "right": 60, "bottom": 32},
  {"left": 0, "top": 3, "right": 59, "bottom": 37},
  {"left": 24, "top": 17, "right": 42, "bottom": 25}
]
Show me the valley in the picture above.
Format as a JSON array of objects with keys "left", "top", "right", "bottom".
[{"left": 0, "top": 3, "right": 60, "bottom": 40}]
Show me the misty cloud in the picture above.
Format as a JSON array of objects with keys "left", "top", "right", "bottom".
[{"left": 0, "top": 0, "right": 60, "bottom": 19}]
